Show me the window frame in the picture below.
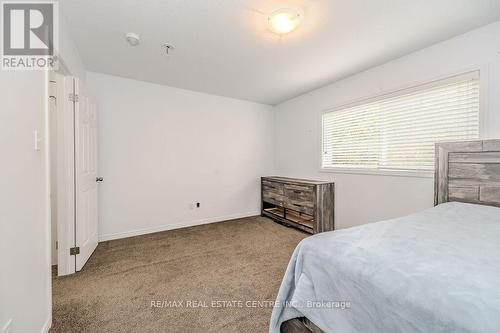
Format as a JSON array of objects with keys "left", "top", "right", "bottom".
[{"left": 319, "top": 70, "right": 486, "bottom": 178}]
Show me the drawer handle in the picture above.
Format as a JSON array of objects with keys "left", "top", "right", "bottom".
[
  {"left": 293, "top": 190, "right": 302, "bottom": 194},
  {"left": 292, "top": 203, "right": 301, "bottom": 207}
]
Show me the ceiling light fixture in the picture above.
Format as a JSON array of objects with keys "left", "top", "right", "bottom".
[
  {"left": 125, "top": 33, "right": 140, "bottom": 46},
  {"left": 267, "top": 7, "right": 302, "bottom": 35}
]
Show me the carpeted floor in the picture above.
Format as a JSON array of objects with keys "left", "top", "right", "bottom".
[{"left": 51, "top": 216, "right": 306, "bottom": 333}]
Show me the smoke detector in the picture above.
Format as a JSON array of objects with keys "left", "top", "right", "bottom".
[
  {"left": 125, "top": 33, "right": 140, "bottom": 46},
  {"left": 161, "top": 43, "right": 175, "bottom": 55}
]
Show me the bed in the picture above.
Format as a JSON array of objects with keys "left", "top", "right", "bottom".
[{"left": 270, "top": 139, "right": 500, "bottom": 333}]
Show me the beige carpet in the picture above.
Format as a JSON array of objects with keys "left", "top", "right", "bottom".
[{"left": 51, "top": 216, "right": 306, "bottom": 333}]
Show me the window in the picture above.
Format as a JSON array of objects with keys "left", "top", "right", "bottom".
[{"left": 321, "top": 72, "right": 480, "bottom": 172}]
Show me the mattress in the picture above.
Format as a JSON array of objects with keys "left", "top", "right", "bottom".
[{"left": 269, "top": 202, "right": 500, "bottom": 333}]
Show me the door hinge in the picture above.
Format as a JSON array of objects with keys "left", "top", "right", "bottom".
[
  {"left": 70, "top": 247, "right": 80, "bottom": 256},
  {"left": 68, "top": 93, "right": 79, "bottom": 102}
]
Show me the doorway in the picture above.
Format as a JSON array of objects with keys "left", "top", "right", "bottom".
[{"left": 49, "top": 71, "right": 99, "bottom": 276}]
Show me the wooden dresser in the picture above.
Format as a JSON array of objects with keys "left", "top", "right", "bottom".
[{"left": 261, "top": 177, "right": 334, "bottom": 234}]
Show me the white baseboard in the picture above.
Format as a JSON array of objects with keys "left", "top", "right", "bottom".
[
  {"left": 41, "top": 315, "right": 51, "bottom": 333},
  {"left": 98, "top": 211, "right": 260, "bottom": 242}
]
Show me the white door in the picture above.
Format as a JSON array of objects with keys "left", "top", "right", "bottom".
[
  {"left": 74, "top": 78, "right": 99, "bottom": 271},
  {"left": 56, "top": 75, "right": 77, "bottom": 276}
]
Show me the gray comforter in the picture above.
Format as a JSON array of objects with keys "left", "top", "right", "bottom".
[{"left": 269, "top": 202, "right": 500, "bottom": 333}]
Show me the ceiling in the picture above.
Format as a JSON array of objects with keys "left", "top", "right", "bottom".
[{"left": 61, "top": 0, "right": 500, "bottom": 105}]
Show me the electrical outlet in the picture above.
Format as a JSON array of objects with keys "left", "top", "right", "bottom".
[
  {"left": 2, "top": 319, "right": 12, "bottom": 333},
  {"left": 196, "top": 202, "right": 200, "bottom": 208}
]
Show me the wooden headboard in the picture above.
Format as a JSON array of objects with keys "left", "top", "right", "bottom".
[{"left": 435, "top": 139, "right": 500, "bottom": 207}]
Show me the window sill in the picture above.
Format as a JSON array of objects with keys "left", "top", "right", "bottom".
[{"left": 320, "top": 167, "right": 434, "bottom": 178}]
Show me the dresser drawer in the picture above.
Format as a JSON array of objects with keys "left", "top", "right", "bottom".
[
  {"left": 284, "top": 184, "right": 313, "bottom": 202},
  {"left": 284, "top": 201, "right": 314, "bottom": 215},
  {"left": 262, "top": 180, "right": 284, "bottom": 195},
  {"left": 262, "top": 191, "right": 284, "bottom": 206}
]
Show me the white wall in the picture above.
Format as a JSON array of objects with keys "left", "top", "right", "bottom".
[
  {"left": 87, "top": 72, "right": 274, "bottom": 241},
  {"left": 57, "top": 14, "right": 86, "bottom": 80},
  {"left": 274, "top": 21, "right": 500, "bottom": 229},
  {"left": 0, "top": 71, "right": 51, "bottom": 332}
]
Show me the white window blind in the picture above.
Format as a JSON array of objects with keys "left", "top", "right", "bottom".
[{"left": 322, "top": 72, "right": 480, "bottom": 171}]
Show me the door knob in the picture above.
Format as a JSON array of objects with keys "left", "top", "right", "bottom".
[{"left": 96, "top": 177, "right": 104, "bottom": 182}]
